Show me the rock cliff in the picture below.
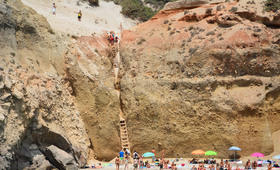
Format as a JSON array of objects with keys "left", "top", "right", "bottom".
[
  {"left": 120, "top": 0, "right": 280, "bottom": 157},
  {"left": 0, "top": 0, "right": 89, "bottom": 169},
  {"left": 1, "top": 0, "right": 280, "bottom": 168}
]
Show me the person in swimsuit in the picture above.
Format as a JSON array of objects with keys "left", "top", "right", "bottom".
[
  {"left": 124, "top": 152, "right": 129, "bottom": 170},
  {"left": 133, "top": 158, "right": 138, "bottom": 170},
  {"left": 115, "top": 156, "right": 120, "bottom": 170},
  {"left": 268, "top": 162, "right": 272, "bottom": 170}
]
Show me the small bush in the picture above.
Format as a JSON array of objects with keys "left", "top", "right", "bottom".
[
  {"left": 120, "top": 0, "right": 156, "bottom": 21},
  {"left": 105, "top": 0, "right": 173, "bottom": 21},
  {"left": 265, "top": 0, "right": 280, "bottom": 12},
  {"left": 88, "top": 0, "right": 99, "bottom": 6}
]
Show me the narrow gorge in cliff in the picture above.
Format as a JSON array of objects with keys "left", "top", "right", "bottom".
[{"left": 1, "top": 0, "right": 280, "bottom": 169}]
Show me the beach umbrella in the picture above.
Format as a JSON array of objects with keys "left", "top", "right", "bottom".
[
  {"left": 229, "top": 146, "right": 241, "bottom": 151},
  {"left": 251, "top": 152, "right": 264, "bottom": 158},
  {"left": 229, "top": 146, "right": 241, "bottom": 161},
  {"left": 142, "top": 152, "right": 155, "bottom": 158},
  {"left": 273, "top": 155, "right": 280, "bottom": 159},
  {"left": 191, "top": 150, "right": 205, "bottom": 155},
  {"left": 205, "top": 151, "right": 217, "bottom": 156}
]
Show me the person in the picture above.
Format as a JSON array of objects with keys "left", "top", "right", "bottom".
[
  {"left": 52, "top": 3, "right": 56, "bottom": 15},
  {"left": 191, "top": 165, "right": 197, "bottom": 170},
  {"left": 115, "top": 35, "right": 119, "bottom": 43},
  {"left": 151, "top": 148, "right": 156, "bottom": 162},
  {"left": 159, "top": 159, "right": 163, "bottom": 170},
  {"left": 216, "top": 163, "right": 220, "bottom": 170},
  {"left": 133, "top": 151, "right": 139, "bottom": 160},
  {"left": 209, "top": 164, "right": 215, "bottom": 170},
  {"left": 133, "top": 158, "right": 138, "bottom": 170},
  {"left": 78, "top": 10, "right": 82, "bottom": 21},
  {"left": 115, "top": 156, "right": 120, "bottom": 170},
  {"left": 109, "top": 32, "right": 115, "bottom": 45},
  {"left": 245, "top": 159, "right": 251, "bottom": 170},
  {"left": 124, "top": 152, "right": 129, "bottom": 170},
  {"left": 220, "top": 160, "right": 224, "bottom": 170},
  {"left": 171, "top": 161, "right": 176, "bottom": 170},
  {"left": 225, "top": 160, "right": 231, "bottom": 170},
  {"left": 139, "top": 156, "right": 144, "bottom": 168},
  {"left": 268, "top": 162, "right": 272, "bottom": 170},
  {"left": 96, "top": 163, "right": 102, "bottom": 168},
  {"left": 252, "top": 161, "right": 257, "bottom": 169},
  {"left": 119, "top": 149, "right": 124, "bottom": 164},
  {"left": 146, "top": 161, "right": 151, "bottom": 168},
  {"left": 124, "top": 148, "right": 130, "bottom": 157}
]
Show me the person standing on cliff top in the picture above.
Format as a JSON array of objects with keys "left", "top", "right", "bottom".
[
  {"left": 78, "top": 10, "right": 82, "bottom": 21},
  {"left": 52, "top": 3, "right": 56, "bottom": 15}
]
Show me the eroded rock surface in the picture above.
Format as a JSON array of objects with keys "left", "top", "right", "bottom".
[
  {"left": 120, "top": 0, "right": 280, "bottom": 157},
  {"left": 0, "top": 0, "right": 89, "bottom": 169}
]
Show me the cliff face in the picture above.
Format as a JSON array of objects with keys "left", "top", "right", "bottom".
[
  {"left": 120, "top": 0, "right": 280, "bottom": 157},
  {"left": 64, "top": 35, "right": 121, "bottom": 161},
  {"left": 0, "top": 0, "right": 89, "bottom": 169},
  {"left": 1, "top": 0, "right": 280, "bottom": 167}
]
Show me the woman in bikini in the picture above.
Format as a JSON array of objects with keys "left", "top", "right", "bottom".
[{"left": 115, "top": 156, "right": 120, "bottom": 170}]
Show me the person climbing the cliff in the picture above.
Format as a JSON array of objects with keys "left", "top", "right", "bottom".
[
  {"left": 52, "top": 3, "right": 56, "bottom": 15},
  {"left": 115, "top": 35, "right": 119, "bottom": 43},
  {"left": 78, "top": 10, "right": 82, "bottom": 21},
  {"left": 109, "top": 31, "right": 115, "bottom": 45}
]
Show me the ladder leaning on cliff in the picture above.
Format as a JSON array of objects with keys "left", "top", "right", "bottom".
[{"left": 111, "top": 24, "right": 131, "bottom": 152}]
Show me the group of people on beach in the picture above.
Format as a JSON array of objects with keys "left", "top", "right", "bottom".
[
  {"left": 115, "top": 148, "right": 131, "bottom": 170},
  {"left": 113, "top": 149, "right": 277, "bottom": 170},
  {"left": 52, "top": 2, "right": 82, "bottom": 21}
]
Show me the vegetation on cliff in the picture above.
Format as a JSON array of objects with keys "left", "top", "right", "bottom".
[{"left": 106, "top": 0, "right": 173, "bottom": 21}]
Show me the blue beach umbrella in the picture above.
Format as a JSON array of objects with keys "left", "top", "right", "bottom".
[
  {"left": 229, "top": 146, "right": 241, "bottom": 161},
  {"left": 142, "top": 152, "right": 155, "bottom": 158},
  {"left": 229, "top": 146, "right": 241, "bottom": 151},
  {"left": 273, "top": 155, "right": 280, "bottom": 159}
]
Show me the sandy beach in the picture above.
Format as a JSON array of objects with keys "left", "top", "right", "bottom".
[{"left": 83, "top": 158, "right": 280, "bottom": 170}]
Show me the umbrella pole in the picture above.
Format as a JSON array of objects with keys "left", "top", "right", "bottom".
[{"left": 234, "top": 151, "right": 236, "bottom": 162}]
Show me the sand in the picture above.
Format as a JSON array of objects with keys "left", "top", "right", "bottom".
[{"left": 21, "top": 0, "right": 137, "bottom": 36}]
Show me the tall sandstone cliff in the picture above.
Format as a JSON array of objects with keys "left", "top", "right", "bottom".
[
  {"left": 119, "top": 0, "right": 280, "bottom": 157},
  {"left": 1, "top": 0, "right": 280, "bottom": 168}
]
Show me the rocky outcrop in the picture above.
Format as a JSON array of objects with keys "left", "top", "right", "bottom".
[
  {"left": 45, "top": 145, "right": 77, "bottom": 170},
  {"left": 120, "top": 0, "right": 280, "bottom": 158},
  {"left": 0, "top": 0, "right": 89, "bottom": 169},
  {"left": 163, "top": 0, "right": 208, "bottom": 11}
]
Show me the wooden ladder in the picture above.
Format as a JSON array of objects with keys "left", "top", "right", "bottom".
[
  {"left": 111, "top": 41, "right": 131, "bottom": 151},
  {"left": 120, "top": 119, "right": 130, "bottom": 150}
]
